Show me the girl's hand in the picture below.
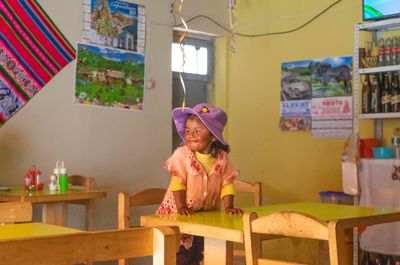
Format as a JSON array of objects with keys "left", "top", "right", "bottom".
[
  {"left": 224, "top": 207, "right": 243, "bottom": 215},
  {"left": 177, "top": 206, "right": 194, "bottom": 215}
]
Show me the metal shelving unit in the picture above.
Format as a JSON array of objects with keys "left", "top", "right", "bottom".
[
  {"left": 354, "top": 17, "right": 400, "bottom": 141},
  {"left": 353, "top": 17, "right": 400, "bottom": 265}
]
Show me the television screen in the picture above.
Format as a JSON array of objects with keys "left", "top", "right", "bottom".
[{"left": 363, "top": 0, "right": 400, "bottom": 21}]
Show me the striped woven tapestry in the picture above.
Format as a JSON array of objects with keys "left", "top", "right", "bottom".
[{"left": 0, "top": 0, "right": 75, "bottom": 126}]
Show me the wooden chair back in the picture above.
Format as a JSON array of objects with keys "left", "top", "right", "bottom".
[
  {"left": 66, "top": 175, "right": 96, "bottom": 230},
  {"left": 118, "top": 188, "right": 167, "bottom": 229},
  {"left": 243, "top": 211, "right": 329, "bottom": 265},
  {"left": 234, "top": 179, "right": 262, "bottom": 206},
  {"left": 118, "top": 188, "right": 167, "bottom": 265},
  {"left": 232, "top": 179, "right": 262, "bottom": 260},
  {"left": 0, "top": 201, "right": 32, "bottom": 224},
  {"left": 0, "top": 226, "right": 179, "bottom": 265},
  {"left": 69, "top": 175, "right": 95, "bottom": 189}
]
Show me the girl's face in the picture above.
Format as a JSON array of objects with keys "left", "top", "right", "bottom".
[{"left": 184, "top": 116, "right": 216, "bottom": 154}]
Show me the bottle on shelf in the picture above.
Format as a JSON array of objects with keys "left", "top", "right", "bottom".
[
  {"left": 362, "top": 74, "right": 372, "bottom": 113},
  {"left": 385, "top": 37, "right": 392, "bottom": 65},
  {"left": 387, "top": 256, "right": 395, "bottom": 265},
  {"left": 396, "top": 36, "right": 400, "bottom": 65},
  {"left": 391, "top": 37, "right": 398, "bottom": 66},
  {"left": 361, "top": 252, "right": 373, "bottom": 265},
  {"left": 392, "top": 128, "right": 400, "bottom": 159},
  {"left": 371, "top": 74, "right": 382, "bottom": 113},
  {"left": 378, "top": 38, "right": 386, "bottom": 66},
  {"left": 391, "top": 72, "right": 400, "bottom": 112},
  {"left": 381, "top": 73, "right": 392, "bottom": 113}
]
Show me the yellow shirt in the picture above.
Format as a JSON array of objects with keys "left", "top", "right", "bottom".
[{"left": 169, "top": 151, "right": 235, "bottom": 198}]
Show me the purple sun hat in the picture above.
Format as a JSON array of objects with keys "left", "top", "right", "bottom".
[{"left": 172, "top": 103, "right": 230, "bottom": 152}]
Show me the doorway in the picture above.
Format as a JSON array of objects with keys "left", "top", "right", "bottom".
[{"left": 171, "top": 36, "right": 214, "bottom": 150}]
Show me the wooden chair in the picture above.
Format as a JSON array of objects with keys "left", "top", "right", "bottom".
[
  {"left": 68, "top": 175, "right": 96, "bottom": 230},
  {"left": 232, "top": 179, "right": 262, "bottom": 262},
  {"left": 234, "top": 179, "right": 262, "bottom": 207},
  {"left": 0, "top": 201, "right": 32, "bottom": 224},
  {"left": 0, "top": 226, "right": 179, "bottom": 265},
  {"left": 118, "top": 188, "right": 167, "bottom": 265},
  {"left": 243, "top": 211, "right": 332, "bottom": 265}
]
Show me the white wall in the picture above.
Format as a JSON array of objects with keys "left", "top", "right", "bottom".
[{"left": 0, "top": 0, "right": 172, "bottom": 230}]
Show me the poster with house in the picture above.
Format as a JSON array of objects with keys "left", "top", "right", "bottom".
[
  {"left": 74, "top": 43, "right": 144, "bottom": 110},
  {"left": 82, "top": 0, "right": 145, "bottom": 55}
]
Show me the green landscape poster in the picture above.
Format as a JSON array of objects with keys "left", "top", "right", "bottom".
[{"left": 74, "top": 42, "right": 145, "bottom": 110}]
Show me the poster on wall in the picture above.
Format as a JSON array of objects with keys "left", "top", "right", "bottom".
[
  {"left": 74, "top": 42, "right": 144, "bottom": 110},
  {"left": 311, "top": 56, "right": 353, "bottom": 137},
  {"left": 82, "top": 0, "right": 145, "bottom": 55},
  {"left": 280, "top": 56, "right": 353, "bottom": 137},
  {"left": 280, "top": 60, "right": 312, "bottom": 131}
]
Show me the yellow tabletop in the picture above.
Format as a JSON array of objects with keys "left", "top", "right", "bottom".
[
  {"left": 0, "top": 222, "right": 82, "bottom": 240},
  {"left": 141, "top": 202, "right": 400, "bottom": 265},
  {"left": 141, "top": 202, "right": 400, "bottom": 242}
]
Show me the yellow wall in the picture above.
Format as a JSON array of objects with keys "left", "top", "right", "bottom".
[{"left": 214, "top": 0, "right": 365, "bottom": 263}]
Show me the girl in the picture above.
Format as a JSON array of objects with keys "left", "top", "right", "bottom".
[{"left": 156, "top": 103, "right": 242, "bottom": 265}]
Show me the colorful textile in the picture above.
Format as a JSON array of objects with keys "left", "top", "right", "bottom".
[{"left": 0, "top": 0, "right": 75, "bottom": 126}]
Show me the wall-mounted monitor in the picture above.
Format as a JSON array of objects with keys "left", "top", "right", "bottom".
[{"left": 363, "top": 0, "right": 400, "bottom": 21}]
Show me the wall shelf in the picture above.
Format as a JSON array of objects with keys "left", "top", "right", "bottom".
[{"left": 359, "top": 113, "right": 400, "bottom": 119}]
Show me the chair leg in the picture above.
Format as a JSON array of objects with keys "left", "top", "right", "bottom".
[{"left": 86, "top": 200, "right": 95, "bottom": 231}]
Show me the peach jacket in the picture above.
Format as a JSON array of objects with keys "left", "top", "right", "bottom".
[{"left": 156, "top": 145, "right": 238, "bottom": 214}]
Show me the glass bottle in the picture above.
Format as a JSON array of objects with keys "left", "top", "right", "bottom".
[
  {"left": 387, "top": 256, "right": 395, "bottom": 265},
  {"left": 392, "top": 128, "right": 400, "bottom": 159},
  {"left": 385, "top": 37, "right": 392, "bottom": 65},
  {"left": 371, "top": 74, "right": 382, "bottom": 113},
  {"left": 391, "top": 37, "right": 398, "bottom": 66},
  {"left": 361, "top": 252, "right": 373, "bottom": 265},
  {"left": 362, "top": 74, "right": 372, "bottom": 113},
  {"left": 375, "top": 254, "right": 385, "bottom": 265},
  {"left": 391, "top": 72, "right": 400, "bottom": 112},
  {"left": 378, "top": 38, "right": 386, "bottom": 66},
  {"left": 381, "top": 73, "right": 392, "bottom": 113}
]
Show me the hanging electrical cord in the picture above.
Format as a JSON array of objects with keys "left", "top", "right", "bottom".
[
  {"left": 173, "top": 0, "right": 343, "bottom": 37},
  {"left": 228, "top": 0, "right": 237, "bottom": 53}
]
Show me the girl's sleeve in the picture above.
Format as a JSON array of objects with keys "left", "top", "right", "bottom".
[
  {"left": 220, "top": 182, "right": 235, "bottom": 198},
  {"left": 169, "top": 176, "right": 186, "bottom": 191},
  {"left": 222, "top": 154, "right": 239, "bottom": 186},
  {"left": 163, "top": 147, "right": 189, "bottom": 187}
]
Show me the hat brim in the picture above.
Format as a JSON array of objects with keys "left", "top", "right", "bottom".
[{"left": 172, "top": 107, "right": 229, "bottom": 150}]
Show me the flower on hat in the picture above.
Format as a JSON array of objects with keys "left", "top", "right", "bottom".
[{"left": 201, "top": 106, "right": 209, "bottom": 113}]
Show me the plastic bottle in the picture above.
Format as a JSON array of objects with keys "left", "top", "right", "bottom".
[{"left": 58, "top": 163, "right": 68, "bottom": 192}]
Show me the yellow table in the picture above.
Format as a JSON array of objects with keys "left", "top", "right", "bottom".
[
  {"left": 0, "top": 186, "right": 106, "bottom": 230},
  {"left": 141, "top": 202, "right": 400, "bottom": 265},
  {"left": 0, "top": 222, "right": 81, "bottom": 240}
]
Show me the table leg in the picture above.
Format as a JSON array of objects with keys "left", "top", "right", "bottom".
[
  {"left": 86, "top": 200, "right": 95, "bottom": 231},
  {"left": 204, "top": 237, "right": 233, "bottom": 265},
  {"left": 328, "top": 221, "right": 347, "bottom": 265},
  {"left": 42, "top": 202, "right": 67, "bottom": 226}
]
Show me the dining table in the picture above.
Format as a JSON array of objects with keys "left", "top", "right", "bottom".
[
  {"left": 0, "top": 186, "right": 106, "bottom": 230},
  {"left": 0, "top": 222, "right": 82, "bottom": 240},
  {"left": 141, "top": 202, "right": 400, "bottom": 265}
]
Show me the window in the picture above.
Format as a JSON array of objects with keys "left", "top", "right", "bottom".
[{"left": 171, "top": 43, "right": 208, "bottom": 75}]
